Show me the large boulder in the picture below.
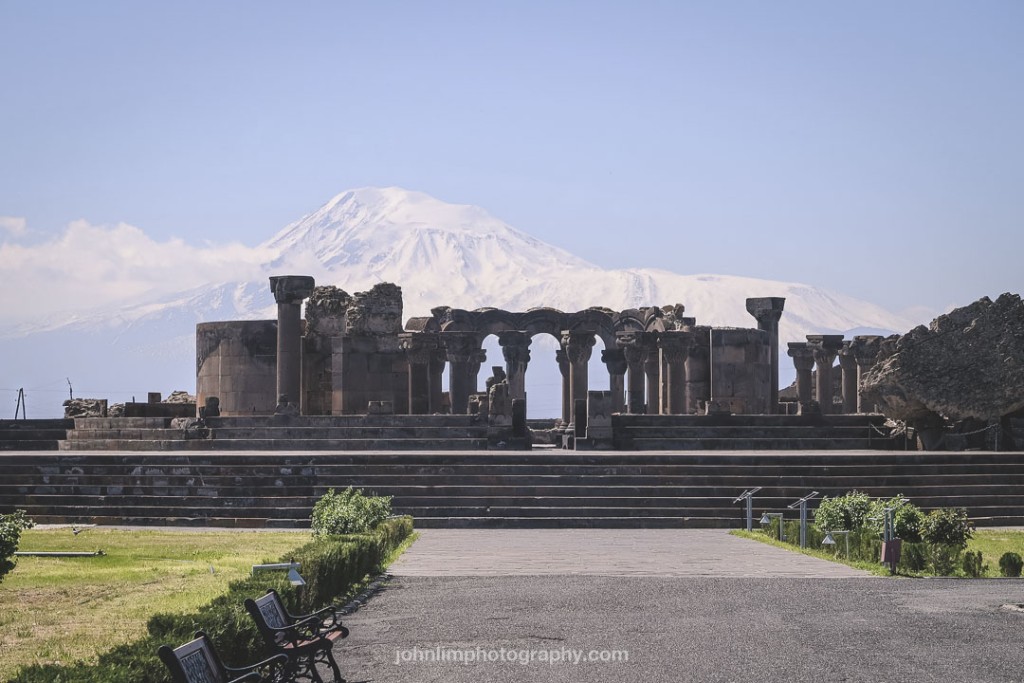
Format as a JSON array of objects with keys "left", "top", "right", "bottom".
[{"left": 861, "top": 293, "right": 1024, "bottom": 422}]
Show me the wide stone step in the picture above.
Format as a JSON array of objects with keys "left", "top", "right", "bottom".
[
  {"left": 208, "top": 426, "right": 489, "bottom": 439},
  {"left": 618, "top": 426, "right": 891, "bottom": 438},
  {"left": 205, "top": 415, "right": 484, "bottom": 429},
  {"left": 0, "top": 429, "right": 69, "bottom": 440},
  {"left": 21, "top": 513, "right": 309, "bottom": 528},
  {"left": 11, "top": 469, "right": 1024, "bottom": 491},
  {"left": 59, "top": 438, "right": 491, "bottom": 451},
  {"left": 10, "top": 481, "right": 1024, "bottom": 505},
  {"left": 624, "top": 437, "right": 896, "bottom": 450},
  {"left": 72, "top": 417, "right": 176, "bottom": 429},
  {"left": 0, "top": 440, "right": 63, "bottom": 451},
  {"left": 416, "top": 517, "right": 737, "bottom": 529},
  {"left": 5, "top": 451, "right": 1024, "bottom": 529},
  {"left": 19, "top": 449, "right": 1024, "bottom": 466},
  {"left": 613, "top": 414, "right": 888, "bottom": 428},
  {"left": 0, "top": 420, "right": 72, "bottom": 452}
]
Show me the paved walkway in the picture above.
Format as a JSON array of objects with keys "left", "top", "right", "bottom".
[
  {"left": 336, "top": 530, "right": 1024, "bottom": 682},
  {"left": 390, "top": 528, "right": 868, "bottom": 578}
]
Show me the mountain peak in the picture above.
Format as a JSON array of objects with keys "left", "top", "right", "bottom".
[{"left": 262, "top": 186, "right": 596, "bottom": 273}]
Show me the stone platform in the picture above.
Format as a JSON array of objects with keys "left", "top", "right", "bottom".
[
  {"left": 2, "top": 449, "right": 1024, "bottom": 529},
  {"left": 0, "top": 413, "right": 905, "bottom": 452}
]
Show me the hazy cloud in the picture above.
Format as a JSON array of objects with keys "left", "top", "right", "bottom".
[
  {"left": 0, "top": 216, "right": 27, "bottom": 236},
  {"left": 0, "top": 220, "right": 278, "bottom": 326}
]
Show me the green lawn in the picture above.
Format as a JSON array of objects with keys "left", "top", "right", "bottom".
[
  {"left": 965, "top": 529, "right": 1024, "bottom": 575},
  {"left": 0, "top": 527, "right": 309, "bottom": 678},
  {"left": 733, "top": 528, "right": 1024, "bottom": 578}
]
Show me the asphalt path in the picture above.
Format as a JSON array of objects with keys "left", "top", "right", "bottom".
[{"left": 332, "top": 530, "right": 1024, "bottom": 683}]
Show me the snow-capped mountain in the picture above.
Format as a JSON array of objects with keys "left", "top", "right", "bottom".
[{"left": 0, "top": 187, "right": 923, "bottom": 418}]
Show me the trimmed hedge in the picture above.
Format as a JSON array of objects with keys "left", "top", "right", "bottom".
[{"left": 11, "top": 516, "right": 413, "bottom": 683}]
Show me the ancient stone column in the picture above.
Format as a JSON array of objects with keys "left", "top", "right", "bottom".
[
  {"left": 269, "top": 275, "right": 315, "bottom": 412},
  {"left": 399, "top": 333, "right": 435, "bottom": 415},
  {"left": 601, "top": 347, "right": 628, "bottom": 414},
  {"left": 746, "top": 297, "right": 786, "bottom": 414},
  {"left": 498, "top": 331, "right": 531, "bottom": 402},
  {"left": 852, "top": 335, "right": 883, "bottom": 413},
  {"left": 428, "top": 347, "right": 447, "bottom": 414},
  {"left": 787, "top": 342, "right": 815, "bottom": 408},
  {"left": 837, "top": 340, "right": 858, "bottom": 415},
  {"left": 562, "top": 331, "right": 596, "bottom": 426},
  {"left": 469, "top": 348, "right": 487, "bottom": 395},
  {"left": 659, "top": 330, "right": 694, "bottom": 415},
  {"left": 684, "top": 326, "right": 711, "bottom": 414},
  {"left": 806, "top": 335, "right": 844, "bottom": 414},
  {"left": 618, "top": 332, "right": 647, "bottom": 414},
  {"left": 643, "top": 336, "right": 661, "bottom": 415},
  {"left": 555, "top": 349, "right": 571, "bottom": 423},
  {"left": 441, "top": 331, "right": 480, "bottom": 415}
]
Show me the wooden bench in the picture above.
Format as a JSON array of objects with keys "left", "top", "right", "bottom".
[
  {"left": 158, "top": 630, "right": 288, "bottom": 683},
  {"left": 244, "top": 589, "right": 349, "bottom": 683}
]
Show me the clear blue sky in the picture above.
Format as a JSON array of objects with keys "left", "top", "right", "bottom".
[{"left": 2, "top": 1, "right": 1021, "bottom": 313}]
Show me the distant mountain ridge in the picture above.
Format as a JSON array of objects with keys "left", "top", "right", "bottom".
[{"left": 1, "top": 186, "right": 922, "bottom": 417}]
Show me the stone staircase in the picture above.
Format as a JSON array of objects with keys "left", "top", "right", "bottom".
[
  {"left": 3, "top": 451, "right": 1024, "bottom": 528},
  {"left": 59, "top": 415, "right": 490, "bottom": 451},
  {"left": 612, "top": 414, "right": 902, "bottom": 450},
  {"left": 0, "top": 419, "right": 73, "bottom": 450}
]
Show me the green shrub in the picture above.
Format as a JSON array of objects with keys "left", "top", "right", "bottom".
[
  {"left": 867, "top": 496, "right": 924, "bottom": 543},
  {"left": 962, "top": 550, "right": 987, "bottom": 578},
  {"left": 10, "top": 516, "right": 414, "bottom": 683},
  {"left": 0, "top": 510, "right": 33, "bottom": 584},
  {"left": 998, "top": 551, "right": 1023, "bottom": 577},
  {"left": 921, "top": 507, "right": 973, "bottom": 548},
  {"left": 921, "top": 508, "right": 973, "bottom": 576},
  {"left": 899, "top": 542, "right": 928, "bottom": 572},
  {"left": 311, "top": 487, "right": 393, "bottom": 535},
  {"left": 813, "top": 491, "right": 872, "bottom": 532}
]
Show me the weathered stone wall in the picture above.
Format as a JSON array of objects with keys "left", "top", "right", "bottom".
[
  {"left": 710, "top": 328, "right": 771, "bottom": 414},
  {"left": 196, "top": 320, "right": 277, "bottom": 416}
]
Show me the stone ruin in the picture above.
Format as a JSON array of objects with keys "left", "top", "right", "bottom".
[
  {"left": 191, "top": 276, "right": 1024, "bottom": 450},
  {"left": 64, "top": 391, "right": 196, "bottom": 419},
  {"left": 196, "top": 276, "right": 796, "bottom": 422}
]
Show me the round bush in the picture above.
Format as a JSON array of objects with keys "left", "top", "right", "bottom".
[
  {"left": 867, "top": 496, "right": 924, "bottom": 543},
  {"left": 999, "top": 552, "right": 1023, "bottom": 578},
  {"left": 0, "top": 510, "right": 33, "bottom": 583},
  {"left": 921, "top": 508, "right": 973, "bottom": 549},
  {"left": 311, "top": 487, "right": 393, "bottom": 535},
  {"left": 814, "top": 491, "right": 872, "bottom": 532}
]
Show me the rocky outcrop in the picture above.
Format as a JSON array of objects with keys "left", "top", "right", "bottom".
[
  {"left": 861, "top": 293, "right": 1024, "bottom": 422},
  {"left": 63, "top": 398, "right": 107, "bottom": 418}
]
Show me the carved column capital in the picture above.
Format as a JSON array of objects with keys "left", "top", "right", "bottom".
[
  {"left": 441, "top": 331, "right": 480, "bottom": 364},
  {"left": 602, "top": 348, "right": 628, "bottom": 376},
  {"left": 561, "top": 331, "right": 596, "bottom": 366},
  {"left": 617, "top": 331, "right": 648, "bottom": 370},
  {"left": 745, "top": 297, "right": 785, "bottom": 329},
  {"left": 399, "top": 332, "right": 438, "bottom": 365},
  {"left": 837, "top": 339, "right": 858, "bottom": 372},
  {"left": 852, "top": 335, "right": 883, "bottom": 367},
  {"left": 806, "top": 334, "right": 844, "bottom": 353},
  {"left": 269, "top": 275, "right": 316, "bottom": 305},
  {"left": 658, "top": 330, "right": 695, "bottom": 365},
  {"left": 787, "top": 342, "right": 816, "bottom": 372},
  {"left": 498, "top": 331, "right": 532, "bottom": 367}
]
